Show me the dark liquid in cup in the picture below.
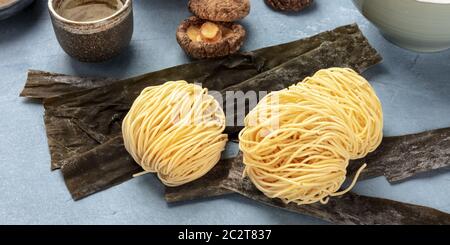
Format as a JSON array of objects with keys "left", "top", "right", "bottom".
[{"left": 57, "top": 0, "right": 124, "bottom": 22}]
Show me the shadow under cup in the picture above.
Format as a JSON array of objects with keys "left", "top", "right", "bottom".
[{"left": 48, "top": 0, "right": 133, "bottom": 62}]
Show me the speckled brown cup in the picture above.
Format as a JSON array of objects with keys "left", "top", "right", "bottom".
[{"left": 48, "top": 0, "right": 133, "bottom": 62}]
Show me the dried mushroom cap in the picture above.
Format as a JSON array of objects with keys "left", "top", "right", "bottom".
[
  {"left": 265, "top": 0, "right": 314, "bottom": 12},
  {"left": 176, "top": 16, "right": 246, "bottom": 59},
  {"left": 188, "top": 0, "right": 250, "bottom": 22}
]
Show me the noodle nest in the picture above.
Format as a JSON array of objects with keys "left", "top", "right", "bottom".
[
  {"left": 239, "top": 68, "right": 383, "bottom": 205},
  {"left": 122, "top": 81, "right": 228, "bottom": 187}
]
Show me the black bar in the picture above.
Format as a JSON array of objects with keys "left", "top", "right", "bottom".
[{"left": 0, "top": 225, "right": 448, "bottom": 243}]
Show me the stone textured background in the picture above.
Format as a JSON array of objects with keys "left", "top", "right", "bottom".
[{"left": 0, "top": 0, "right": 449, "bottom": 224}]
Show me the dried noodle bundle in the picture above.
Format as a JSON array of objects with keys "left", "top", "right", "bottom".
[
  {"left": 239, "top": 68, "right": 383, "bottom": 205},
  {"left": 122, "top": 81, "right": 228, "bottom": 186}
]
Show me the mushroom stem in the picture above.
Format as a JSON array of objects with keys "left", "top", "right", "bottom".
[{"left": 201, "top": 22, "right": 221, "bottom": 40}]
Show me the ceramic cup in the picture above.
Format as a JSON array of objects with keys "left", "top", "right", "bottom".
[
  {"left": 353, "top": 0, "right": 450, "bottom": 52},
  {"left": 48, "top": 0, "right": 133, "bottom": 62}
]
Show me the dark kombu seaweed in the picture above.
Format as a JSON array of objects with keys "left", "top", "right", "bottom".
[{"left": 20, "top": 24, "right": 450, "bottom": 224}]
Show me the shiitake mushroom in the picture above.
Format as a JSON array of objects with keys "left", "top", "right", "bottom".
[
  {"left": 265, "top": 0, "right": 314, "bottom": 12},
  {"left": 188, "top": 0, "right": 250, "bottom": 22},
  {"left": 176, "top": 16, "right": 246, "bottom": 59}
]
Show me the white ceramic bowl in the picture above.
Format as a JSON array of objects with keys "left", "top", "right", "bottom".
[{"left": 353, "top": 0, "right": 450, "bottom": 52}]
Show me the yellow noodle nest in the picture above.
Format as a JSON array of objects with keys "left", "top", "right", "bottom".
[
  {"left": 239, "top": 68, "right": 383, "bottom": 205},
  {"left": 122, "top": 81, "right": 228, "bottom": 187}
]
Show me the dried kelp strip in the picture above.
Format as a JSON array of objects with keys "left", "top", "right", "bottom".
[
  {"left": 223, "top": 154, "right": 450, "bottom": 225},
  {"left": 169, "top": 153, "right": 450, "bottom": 225},
  {"left": 348, "top": 127, "right": 450, "bottom": 183},
  {"left": 43, "top": 99, "right": 130, "bottom": 170},
  {"left": 166, "top": 128, "right": 450, "bottom": 203},
  {"left": 20, "top": 70, "right": 117, "bottom": 99},
  {"left": 165, "top": 158, "right": 234, "bottom": 203},
  {"left": 61, "top": 136, "right": 142, "bottom": 200}
]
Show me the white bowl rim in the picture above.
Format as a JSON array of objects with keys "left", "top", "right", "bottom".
[{"left": 415, "top": 0, "right": 450, "bottom": 5}]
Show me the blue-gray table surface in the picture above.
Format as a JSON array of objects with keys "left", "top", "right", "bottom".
[{"left": 1, "top": 0, "right": 449, "bottom": 225}]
